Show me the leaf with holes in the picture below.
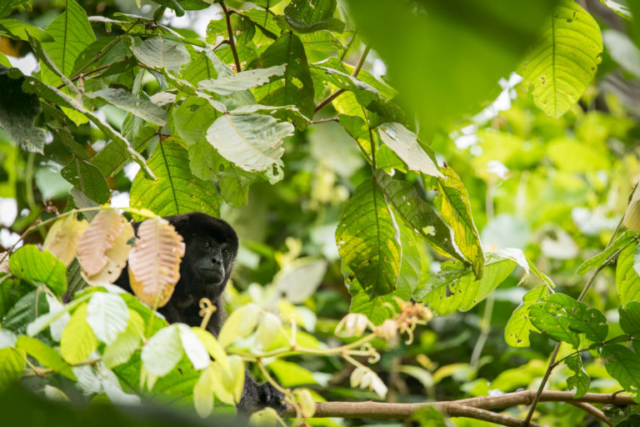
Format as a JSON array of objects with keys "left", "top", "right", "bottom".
[
  {"left": 128, "top": 217, "right": 185, "bottom": 309},
  {"left": 130, "top": 139, "right": 220, "bottom": 220},
  {"left": 505, "top": 285, "right": 551, "bottom": 348},
  {"left": 206, "top": 113, "right": 293, "bottom": 176},
  {"left": 518, "top": 0, "right": 602, "bottom": 118},
  {"left": 336, "top": 177, "right": 401, "bottom": 298}
]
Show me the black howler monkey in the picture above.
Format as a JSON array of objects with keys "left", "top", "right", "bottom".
[{"left": 115, "top": 212, "right": 285, "bottom": 413}]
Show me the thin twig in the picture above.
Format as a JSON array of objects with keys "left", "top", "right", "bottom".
[
  {"left": 314, "top": 45, "right": 371, "bottom": 114},
  {"left": 56, "top": 56, "right": 131, "bottom": 90},
  {"left": 220, "top": 1, "right": 241, "bottom": 72},
  {"left": 309, "top": 117, "right": 340, "bottom": 124}
]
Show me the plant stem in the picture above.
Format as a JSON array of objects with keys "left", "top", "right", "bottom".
[
  {"left": 314, "top": 44, "right": 370, "bottom": 114},
  {"left": 220, "top": 1, "right": 242, "bottom": 73}
]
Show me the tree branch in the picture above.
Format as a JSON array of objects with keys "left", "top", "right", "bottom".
[
  {"left": 281, "top": 391, "right": 633, "bottom": 425},
  {"left": 220, "top": 1, "right": 242, "bottom": 73},
  {"left": 314, "top": 45, "right": 371, "bottom": 114}
]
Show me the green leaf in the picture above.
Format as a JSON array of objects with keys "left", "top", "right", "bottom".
[
  {"left": 0, "top": 18, "right": 54, "bottom": 42},
  {"left": 86, "top": 293, "right": 129, "bottom": 345},
  {"left": 424, "top": 165, "right": 485, "bottom": 278},
  {"left": 375, "top": 170, "right": 461, "bottom": 262},
  {"left": 601, "top": 344, "right": 640, "bottom": 400},
  {"left": 577, "top": 231, "right": 636, "bottom": 275},
  {"left": 172, "top": 96, "right": 220, "bottom": 146},
  {"left": 0, "top": 67, "right": 46, "bottom": 153},
  {"left": 285, "top": 0, "right": 336, "bottom": 25},
  {"left": 269, "top": 359, "right": 317, "bottom": 387},
  {"left": 0, "top": 348, "right": 25, "bottom": 390},
  {"left": 40, "top": 0, "right": 95, "bottom": 85},
  {"left": 0, "top": 277, "right": 21, "bottom": 320},
  {"left": 60, "top": 159, "right": 110, "bottom": 204},
  {"left": 345, "top": 0, "right": 556, "bottom": 129},
  {"left": 256, "top": 32, "right": 315, "bottom": 118},
  {"left": 15, "top": 336, "right": 76, "bottom": 380},
  {"left": 418, "top": 251, "right": 516, "bottom": 316},
  {"left": 3, "top": 289, "right": 49, "bottom": 334},
  {"left": 60, "top": 303, "right": 99, "bottom": 364},
  {"left": 336, "top": 177, "right": 402, "bottom": 298},
  {"left": 565, "top": 354, "right": 590, "bottom": 398},
  {"left": 300, "top": 31, "right": 345, "bottom": 52},
  {"left": 130, "top": 139, "right": 220, "bottom": 220},
  {"left": 130, "top": 35, "right": 190, "bottom": 72},
  {"left": 377, "top": 123, "right": 442, "bottom": 178},
  {"left": 86, "top": 88, "right": 167, "bottom": 126},
  {"left": 505, "top": 285, "right": 551, "bottom": 348},
  {"left": 177, "top": 324, "right": 209, "bottom": 370},
  {"left": 141, "top": 325, "right": 183, "bottom": 377},
  {"left": 620, "top": 302, "right": 640, "bottom": 337},
  {"left": 205, "top": 113, "right": 293, "bottom": 176},
  {"left": 617, "top": 242, "right": 640, "bottom": 305},
  {"left": 518, "top": 0, "right": 603, "bottom": 118},
  {"left": 103, "top": 328, "right": 141, "bottom": 369},
  {"left": 530, "top": 294, "right": 608, "bottom": 347},
  {"left": 199, "top": 65, "right": 285, "bottom": 95},
  {"left": 9, "top": 245, "right": 67, "bottom": 297},
  {"left": 312, "top": 64, "right": 380, "bottom": 108}
]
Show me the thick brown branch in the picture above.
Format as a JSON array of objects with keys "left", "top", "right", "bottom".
[{"left": 281, "top": 391, "right": 634, "bottom": 423}]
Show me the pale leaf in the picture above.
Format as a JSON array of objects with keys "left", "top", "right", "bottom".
[
  {"left": 43, "top": 215, "right": 88, "bottom": 266},
  {"left": 128, "top": 217, "right": 185, "bottom": 308},
  {"left": 77, "top": 210, "right": 124, "bottom": 276}
]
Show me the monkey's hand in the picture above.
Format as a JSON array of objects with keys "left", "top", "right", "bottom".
[{"left": 238, "top": 376, "right": 287, "bottom": 414}]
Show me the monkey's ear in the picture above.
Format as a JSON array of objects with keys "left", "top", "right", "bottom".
[{"left": 166, "top": 214, "right": 189, "bottom": 235}]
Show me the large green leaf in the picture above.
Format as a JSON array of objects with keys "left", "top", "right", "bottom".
[
  {"left": 205, "top": 113, "right": 293, "bottom": 178},
  {"left": 0, "top": 18, "right": 53, "bottom": 42},
  {"left": 375, "top": 170, "right": 462, "bottom": 262},
  {"left": 416, "top": 251, "right": 517, "bottom": 316},
  {"left": 601, "top": 345, "right": 640, "bottom": 402},
  {"left": 130, "top": 35, "right": 190, "bottom": 72},
  {"left": 60, "top": 303, "right": 98, "bottom": 364},
  {"left": 198, "top": 65, "right": 285, "bottom": 96},
  {"left": 256, "top": 32, "right": 315, "bottom": 118},
  {"left": 60, "top": 159, "right": 110, "bottom": 204},
  {"left": 40, "top": 0, "right": 95, "bottom": 84},
  {"left": 0, "top": 67, "right": 46, "bottom": 153},
  {"left": 377, "top": 123, "right": 442, "bottom": 178},
  {"left": 530, "top": 293, "right": 608, "bottom": 346},
  {"left": 617, "top": 243, "right": 640, "bottom": 305},
  {"left": 9, "top": 245, "right": 67, "bottom": 297},
  {"left": 336, "top": 177, "right": 402, "bottom": 298},
  {"left": 15, "top": 336, "right": 76, "bottom": 380},
  {"left": 620, "top": 301, "right": 640, "bottom": 337},
  {"left": 577, "top": 230, "right": 636, "bottom": 275},
  {"left": 130, "top": 139, "right": 220, "bottom": 220},
  {"left": 172, "top": 96, "right": 220, "bottom": 147},
  {"left": 86, "top": 88, "right": 167, "bottom": 126},
  {"left": 0, "top": 348, "right": 25, "bottom": 390},
  {"left": 424, "top": 166, "right": 485, "bottom": 278},
  {"left": 346, "top": 0, "right": 557, "bottom": 129},
  {"left": 518, "top": 0, "right": 602, "bottom": 118},
  {"left": 505, "top": 285, "right": 551, "bottom": 348}
]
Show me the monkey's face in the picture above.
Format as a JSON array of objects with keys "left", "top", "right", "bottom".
[{"left": 188, "top": 234, "right": 234, "bottom": 287}]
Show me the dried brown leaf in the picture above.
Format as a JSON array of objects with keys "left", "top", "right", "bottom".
[
  {"left": 44, "top": 215, "right": 88, "bottom": 266},
  {"left": 77, "top": 209, "right": 125, "bottom": 275},
  {"left": 128, "top": 217, "right": 185, "bottom": 308}
]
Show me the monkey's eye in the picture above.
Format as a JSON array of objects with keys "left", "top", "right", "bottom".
[
  {"left": 222, "top": 248, "right": 230, "bottom": 258},
  {"left": 203, "top": 240, "right": 212, "bottom": 249}
]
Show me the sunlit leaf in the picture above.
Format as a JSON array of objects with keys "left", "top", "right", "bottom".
[
  {"left": 577, "top": 231, "right": 636, "bottom": 275},
  {"left": 128, "top": 217, "right": 185, "bottom": 309},
  {"left": 505, "top": 285, "right": 551, "bottom": 348},
  {"left": 141, "top": 325, "right": 183, "bottom": 377},
  {"left": 130, "top": 35, "right": 190, "bottom": 72},
  {"left": 86, "top": 293, "right": 129, "bottom": 345},
  {"left": 86, "top": 88, "right": 167, "bottom": 126},
  {"left": 0, "top": 348, "right": 25, "bottom": 390},
  {"left": 60, "top": 304, "right": 99, "bottom": 364},
  {"left": 336, "top": 177, "right": 402, "bottom": 298},
  {"left": 377, "top": 123, "right": 442, "bottom": 178},
  {"left": 518, "top": 0, "right": 602, "bottom": 118},
  {"left": 130, "top": 139, "right": 219, "bottom": 219},
  {"left": 424, "top": 166, "right": 485, "bottom": 278},
  {"left": 9, "top": 245, "right": 67, "bottom": 297},
  {"left": 15, "top": 336, "right": 76, "bottom": 380},
  {"left": 43, "top": 215, "right": 88, "bottom": 266},
  {"left": 617, "top": 243, "right": 640, "bottom": 305},
  {"left": 199, "top": 65, "right": 285, "bottom": 95}
]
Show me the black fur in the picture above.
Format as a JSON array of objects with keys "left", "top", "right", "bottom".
[{"left": 115, "top": 212, "right": 285, "bottom": 414}]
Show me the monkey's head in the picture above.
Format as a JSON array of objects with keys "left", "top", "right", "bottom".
[{"left": 167, "top": 212, "right": 239, "bottom": 302}]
